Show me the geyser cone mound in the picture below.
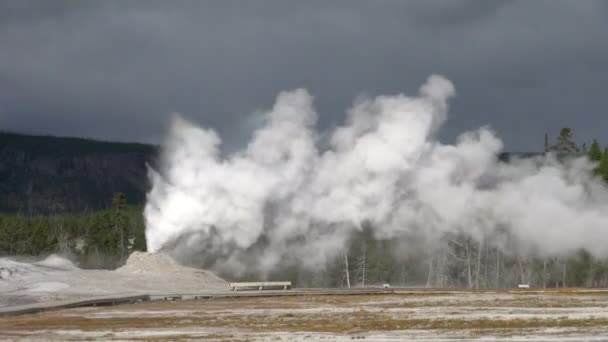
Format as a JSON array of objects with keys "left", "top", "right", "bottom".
[
  {"left": 117, "top": 251, "right": 179, "bottom": 274},
  {"left": 117, "top": 251, "right": 227, "bottom": 287},
  {"left": 34, "top": 254, "right": 77, "bottom": 271}
]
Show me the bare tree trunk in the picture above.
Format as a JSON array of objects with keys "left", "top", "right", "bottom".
[
  {"left": 543, "top": 259, "right": 547, "bottom": 289},
  {"left": 496, "top": 248, "right": 500, "bottom": 288},
  {"left": 355, "top": 244, "right": 367, "bottom": 287},
  {"left": 475, "top": 239, "right": 483, "bottom": 289},
  {"left": 436, "top": 246, "right": 443, "bottom": 288},
  {"left": 466, "top": 240, "right": 473, "bottom": 288},
  {"left": 361, "top": 252, "right": 367, "bottom": 287},
  {"left": 344, "top": 252, "right": 351, "bottom": 289},
  {"left": 483, "top": 243, "right": 489, "bottom": 289},
  {"left": 562, "top": 262, "right": 567, "bottom": 288},
  {"left": 120, "top": 227, "right": 124, "bottom": 262},
  {"left": 518, "top": 257, "right": 525, "bottom": 285},
  {"left": 361, "top": 245, "right": 366, "bottom": 287},
  {"left": 426, "top": 255, "right": 434, "bottom": 288}
]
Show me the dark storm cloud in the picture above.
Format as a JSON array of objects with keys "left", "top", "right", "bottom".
[{"left": 0, "top": 0, "right": 607, "bottom": 150}]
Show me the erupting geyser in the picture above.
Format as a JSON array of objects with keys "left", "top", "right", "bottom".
[{"left": 144, "top": 75, "right": 608, "bottom": 275}]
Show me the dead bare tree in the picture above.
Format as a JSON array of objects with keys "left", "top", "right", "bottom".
[
  {"left": 495, "top": 248, "right": 502, "bottom": 288},
  {"left": 562, "top": 261, "right": 567, "bottom": 288},
  {"left": 518, "top": 256, "right": 525, "bottom": 285},
  {"left": 426, "top": 255, "right": 434, "bottom": 288},
  {"left": 475, "top": 239, "right": 483, "bottom": 289},
  {"left": 343, "top": 252, "right": 351, "bottom": 289},
  {"left": 464, "top": 238, "right": 473, "bottom": 288},
  {"left": 543, "top": 259, "right": 548, "bottom": 289},
  {"left": 355, "top": 243, "right": 367, "bottom": 287}
]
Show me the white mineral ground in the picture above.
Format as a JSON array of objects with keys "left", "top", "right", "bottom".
[
  {"left": 4, "top": 254, "right": 608, "bottom": 341},
  {"left": 0, "top": 252, "right": 228, "bottom": 307},
  {"left": 3, "top": 291, "right": 608, "bottom": 341}
]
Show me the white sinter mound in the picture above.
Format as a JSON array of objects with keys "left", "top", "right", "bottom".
[
  {"left": 117, "top": 251, "right": 180, "bottom": 274},
  {"left": 116, "top": 251, "right": 227, "bottom": 286},
  {"left": 34, "top": 254, "right": 77, "bottom": 270},
  {"left": 0, "top": 254, "right": 75, "bottom": 281}
]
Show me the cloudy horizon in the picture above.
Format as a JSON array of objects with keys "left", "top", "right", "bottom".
[{"left": 1, "top": 0, "right": 607, "bottom": 151}]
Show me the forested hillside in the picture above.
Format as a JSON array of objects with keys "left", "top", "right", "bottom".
[{"left": 0, "top": 132, "right": 156, "bottom": 214}]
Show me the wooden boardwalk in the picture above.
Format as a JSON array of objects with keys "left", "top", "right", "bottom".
[
  {"left": 0, "top": 288, "right": 394, "bottom": 316},
  {"left": 0, "top": 294, "right": 150, "bottom": 317},
  {"left": 2, "top": 287, "right": 605, "bottom": 317}
]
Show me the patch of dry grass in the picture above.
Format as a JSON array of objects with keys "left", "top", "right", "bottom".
[{"left": 2, "top": 307, "right": 608, "bottom": 334}]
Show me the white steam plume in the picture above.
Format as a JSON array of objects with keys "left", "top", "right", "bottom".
[{"left": 145, "top": 75, "right": 608, "bottom": 274}]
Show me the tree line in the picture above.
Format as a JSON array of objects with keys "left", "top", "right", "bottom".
[
  {"left": 547, "top": 127, "right": 608, "bottom": 181},
  {"left": 0, "top": 193, "right": 146, "bottom": 269},
  {"left": 255, "top": 228, "right": 608, "bottom": 289}
]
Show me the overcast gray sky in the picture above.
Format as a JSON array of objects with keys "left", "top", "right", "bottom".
[{"left": 1, "top": 0, "right": 607, "bottom": 151}]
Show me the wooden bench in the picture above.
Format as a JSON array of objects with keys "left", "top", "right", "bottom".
[
  {"left": 229, "top": 282, "right": 292, "bottom": 291},
  {"left": 163, "top": 295, "right": 182, "bottom": 301}
]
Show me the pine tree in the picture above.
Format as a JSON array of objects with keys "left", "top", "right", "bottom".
[
  {"left": 132, "top": 218, "right": 147, "bottom": 252},
  {"left": 82, "top": 193, "right": 132, "bottom": 268},
  {"left": 598, "top": 148, "right": 608, "bottom": 182},
  {"left": 111, "top": 193, "right": 129, "bottom": 262},
  {"left": 111, "top": 192, "right": 127, "bottom": 210},
  {"left": 550, "top": 128, "right": 579, "bottom": 153},
  {"left": 588, "top": 139, "right": 603, "bottom": 162},
  {"left": 86, "top": 211, "right": 116, "bottom": 253}
]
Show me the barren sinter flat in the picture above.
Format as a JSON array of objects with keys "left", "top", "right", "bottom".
[
  {"left": 2, "top": 289, "right": 608, "bottom": 341},
  {"left": 0, "top": 252, "right": 228, "bottom": 308}
]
